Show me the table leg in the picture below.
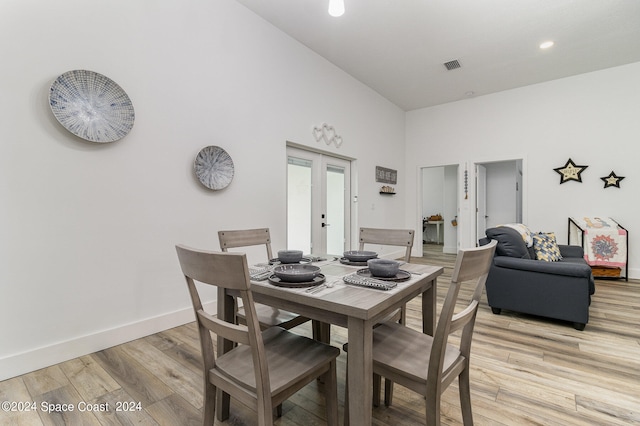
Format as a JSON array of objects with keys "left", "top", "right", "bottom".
[
  {"left": 347, "top": 317, "right": 373, "bottom": 426},
  {"left": 422, "top": 278, "right": 437, "bottom": 336},
  {"left": 216, "top": 287, "right": 234, "bottom": 421}
]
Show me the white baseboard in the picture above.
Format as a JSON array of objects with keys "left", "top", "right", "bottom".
[
  {"left": 0, "top": 302, "right": 214, "bottom": 381},
  {"left": 443, "top": 245, "right": 457, "bottom": 254},
  {"left": 623, "top": 267, "right": 638, "bottom": 280}
]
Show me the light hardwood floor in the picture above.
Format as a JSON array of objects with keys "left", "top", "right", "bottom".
[{"left": 2, "top": 245, "right": 639, "bottom": 425}]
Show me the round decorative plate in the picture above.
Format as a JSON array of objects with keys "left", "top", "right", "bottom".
[
  {"left": 194, "top": 146, "right": 234, "bottom": 190},
  {"left": 49, "top": 70, "right": 135, "bottom": 143},
  {"left": 343, "top": 250, "right": 378, "bottom": 262},
  {"left": 339, "top": 258, "right": 368, "bottom": 266},
  {"left": 269, "top": 257, "right": 313, "bottom": 265}
]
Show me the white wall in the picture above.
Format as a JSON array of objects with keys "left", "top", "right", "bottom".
[
  {"left": 405, "top": 61, "right": 640, "bottom": 278},
  {"left": 0, "top": 0, "right": 406, "bottom": 379}
]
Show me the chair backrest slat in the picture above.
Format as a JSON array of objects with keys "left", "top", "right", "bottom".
[
  {"left": 197, "top": 309, "right": 251, "bottom": 345},
  {"left": 177, "top": 246, "right": 251, "bottom": 291},
  {"left": 448, "top": 300, "right": 479, "bottom": 334},
  {"left": 359, "top": 227, "right": 414, "bottom": 262},
  {"left": 218, "top": 228, "right": 273, "bottom": 260}
]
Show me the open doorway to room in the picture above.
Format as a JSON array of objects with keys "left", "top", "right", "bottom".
[
  {"left": 421, "top": 164, "right": 459, "bottom": 255},
  {"left": 475, "top": 159, "right": 523, "bottom": 241}
]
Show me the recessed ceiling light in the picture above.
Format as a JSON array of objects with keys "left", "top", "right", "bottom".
[
  {"left": 540, "top": 41, "right": 555, "bottom": 49},
  {"left": 328, "top": 0, "right": 345, "bottom": 17}
]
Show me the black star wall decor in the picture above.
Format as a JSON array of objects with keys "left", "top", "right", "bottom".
[
  {"left": 601, "top": 171, "right": 625, "bottom": 188},
  {"left": 553, "top": 158, "right": 588, "bottom": 184}
]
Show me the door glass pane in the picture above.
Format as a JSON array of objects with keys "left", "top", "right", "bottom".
[
  {"left": 326, "top": 165, "right": 345, "bottom": 255},
  {"left": 287, "top": 157, "right": 312, "bottom": 253}
]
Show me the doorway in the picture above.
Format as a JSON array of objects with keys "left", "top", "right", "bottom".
[
  {"left": 420, "top": 164, "right": 459, "bottom": 255},
  {"left": 286, "top": 146, "right": 351, "bottom": 255},
  {"left": 475, "top": 159, "right": 523, "bottom": 241}
]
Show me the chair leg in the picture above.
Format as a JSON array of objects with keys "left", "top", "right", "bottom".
[
  {"left": 323, "top": 361, "right": 339, "bottom": 426},
  {"left": 312, "top": 320, "right": 332, "bottom": 344},
  {"left": 215, "top": 388, "right": 230, "bottom": 421},
  {"left": 257, "top": 396, "right": 275, "bottom": 426},
  {"left": 373, "top": 373, "right": 381, "bottom": 407},
  {"left": 204, "top": 381, "right": 216, "bottom": 425},
  {"left": 425, "top": 388, "right": 441, "bottom": 426},
  {"left": 384, "top": 378, "right": 394, "bottom": 407},
  {"left": 344, "top": 368, "right": 349, "bottom": 426},
  {"left": 459, "top": 370, "right": 473, "bottom": 426}
]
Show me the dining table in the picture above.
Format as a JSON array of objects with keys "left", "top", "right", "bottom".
[{"left": 216, "top": 256, "right": 444, "bottom": 426}]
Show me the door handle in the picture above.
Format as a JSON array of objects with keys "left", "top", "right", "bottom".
[{"left": 322, "top": 223, "right": 331, "bottom": 227}]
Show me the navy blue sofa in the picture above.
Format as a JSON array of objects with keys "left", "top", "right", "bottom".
[{"left": 480, "top": 226, "right": 595, "bottom": 330}]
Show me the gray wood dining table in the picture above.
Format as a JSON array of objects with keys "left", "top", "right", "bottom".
[{"left": 216, "top": 258, "right": 443, "bottom": 425}]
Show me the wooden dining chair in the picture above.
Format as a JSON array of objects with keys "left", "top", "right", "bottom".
[
  {"left": 345, "top": 240, "right": 497, "bottom": 425},
  {"left": 218, "top": 228, "right": 310, "bottom": 331},
  {"left": 175, "top": 245, "right": 340, "bottom": 426},
  {"left": 359, "top": 227, "right": 415, "bottom": 324},
  {"left": 359, "top": 227, "right": 415, "bottom": 263}
]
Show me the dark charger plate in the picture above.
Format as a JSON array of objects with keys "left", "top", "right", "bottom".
[
  {"left": 267, "top": 274, "right": 326, "bottom": 288},
  {"left": 356, "top": 268, "right": 411, "bottom": 282}
]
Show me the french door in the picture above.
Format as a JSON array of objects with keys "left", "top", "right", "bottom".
[{"left": 287, "top": 147, "right": 351, "bottom": 255}]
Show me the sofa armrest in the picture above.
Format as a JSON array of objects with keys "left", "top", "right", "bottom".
[
  {"left": 559, "top": 244, "right": 584, "bottom": 258},
  {"left": 493, "top": 256, "right": 592, "bottom": 278}
]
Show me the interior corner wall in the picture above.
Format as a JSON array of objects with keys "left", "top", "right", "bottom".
[
  {"left": 404, "top": 61, "right": 640, "bottom": 279},
  {"left": 0, "top": 0, "right": 405, "bottom": 380}
]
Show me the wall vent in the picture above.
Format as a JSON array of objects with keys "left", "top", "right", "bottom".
[{"left": 444, "top": 59, "right": 461, "bottom": 70}]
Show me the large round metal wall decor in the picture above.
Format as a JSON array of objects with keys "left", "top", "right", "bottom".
[
  {"left": 49, "top": 70, "right": 135, "bottom": 143},
  {"left": 194, "top": 146, "right": 235, "bottom": 190}
]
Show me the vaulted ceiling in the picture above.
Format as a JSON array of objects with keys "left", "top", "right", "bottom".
[{"left": 235, "top": 0, "right": 640, "bottom": 111}]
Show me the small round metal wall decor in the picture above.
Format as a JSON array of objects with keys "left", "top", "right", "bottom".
[{"left": 194, "top": 146, "right": 234, "bottom": 190}]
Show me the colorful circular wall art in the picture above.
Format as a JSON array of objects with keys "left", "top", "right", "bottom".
[
  {"left": 49, "top": 70, "right": 135, "bottom": 143},
  {"left": 194, "top": 146, "right": 235, "bottom": 190}
]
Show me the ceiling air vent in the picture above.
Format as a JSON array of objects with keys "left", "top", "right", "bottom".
[{"left": 444, "top": 59, "right": 461, "bottom": 70}]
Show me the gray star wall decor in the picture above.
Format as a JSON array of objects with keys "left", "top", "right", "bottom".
[
  {"left": 601, "top": 171, "right": 625, "bottom": 188},
  {"left": 554, "top": 158, "right": 588, "bottom": 184}
]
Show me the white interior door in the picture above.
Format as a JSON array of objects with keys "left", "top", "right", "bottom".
[
  {"left": 287, "top": 147, "right": 350, "bottom": 255},
  {"left": 476, "top": 164, "right": 487, "bottom": 241}
]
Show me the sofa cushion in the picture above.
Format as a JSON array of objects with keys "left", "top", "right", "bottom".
[
  {"left": 486, "top": 227, "right": 531, "bottom": 259},
  {"left": 533, "top": 232, "right": 563, "bottom": 261}
]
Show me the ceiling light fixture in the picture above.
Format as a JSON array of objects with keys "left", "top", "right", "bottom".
[
  {"left": 328, "top": 0, "right": 345, "bottom": 17},
  {"left": 540, "top": 41, "right": 555, "bottom": 49}
]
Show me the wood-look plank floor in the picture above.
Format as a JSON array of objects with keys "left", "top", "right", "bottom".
[{"left": 2, "top": 244, "right": 639, "bottom": 425}]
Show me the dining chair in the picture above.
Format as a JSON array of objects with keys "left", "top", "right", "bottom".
[
  {"left": 345, "top": 240, "right": 497, "bottom": 425},
  {"left": 359, "top": 227, "right": 415, "bottom": 263},
  {"left": 175, "top": 245, "right": 340, "bottom": 426},
  {"left": 359, "top": 227, "right": 415, "bottom": 325},
  {"left": 218, "top": 228, "right": 310, "bottom": 331}
]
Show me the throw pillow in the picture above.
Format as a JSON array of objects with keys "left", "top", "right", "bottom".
[
  {"left": 486, "top": 227, "right": 531, "bottom": 259},
  {"left": 533, "top": 232, "right": 563, "bottom": 262},
  {"left": 498, "top": 223, "right": 534, "bottom": 247}
]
